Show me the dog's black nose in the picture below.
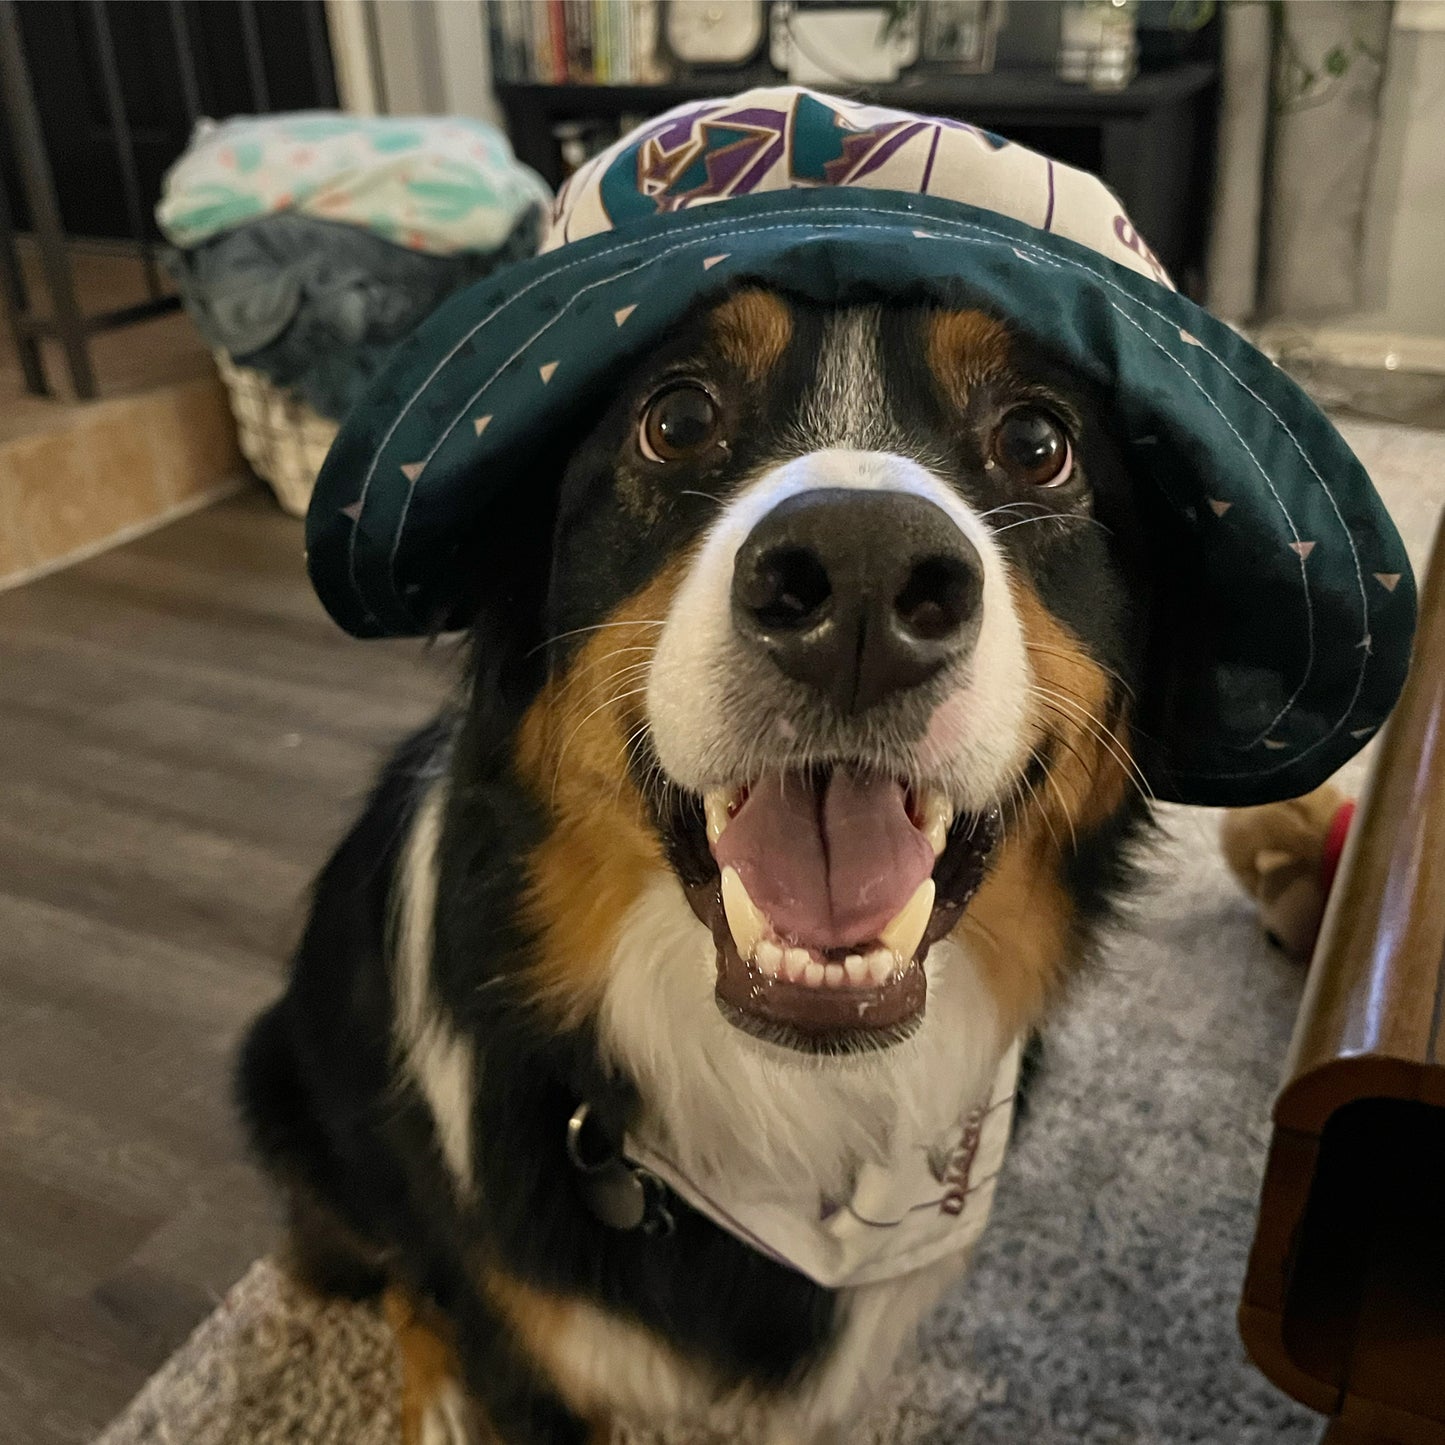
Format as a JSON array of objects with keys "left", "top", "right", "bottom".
[{"left": 731, "top": 488, "right": 984, "bottom": 714}]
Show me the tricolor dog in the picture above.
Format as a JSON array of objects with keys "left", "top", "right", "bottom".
[{"left": 238, "top": 90, "right": 1414, "bottom": 1444}]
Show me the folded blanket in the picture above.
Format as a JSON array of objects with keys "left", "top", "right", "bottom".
[
  {"left": 166, "top": 211, "right": 540, "bottom": 419},
  {"left": 157, "top": 111, "right": 550, "bottom": 256}
]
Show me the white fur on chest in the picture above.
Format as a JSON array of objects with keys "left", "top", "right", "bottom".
[
  {"left": 599, "top": 878, "right": 1006, "bottom": 1234},
  {"left": 573, "top": 878, "right": 1005, "bottom": 1441}
]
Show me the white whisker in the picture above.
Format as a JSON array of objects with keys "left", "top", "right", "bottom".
[{"left": 526, "top": 618, "right": 666, "bottom": 659}]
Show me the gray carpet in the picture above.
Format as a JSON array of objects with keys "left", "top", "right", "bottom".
[{"left": 98, "top": 420, "right": 1445, "bottom": 1445}]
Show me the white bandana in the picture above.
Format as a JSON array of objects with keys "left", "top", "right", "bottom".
[{"left": 625, "top": 1039, "right": 1019, "bottom": 1290}]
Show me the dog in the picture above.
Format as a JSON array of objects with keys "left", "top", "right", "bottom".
[{"left": 238, "top": 284, "right": 1167, "bottom": 1444}]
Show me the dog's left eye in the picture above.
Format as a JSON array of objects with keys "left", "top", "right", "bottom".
[
  {"left": 639, "top": 383, "right": 721, "bottom": 463},
  {"left": 991, "top": 406, "right": 1074, "bottom": 488}
]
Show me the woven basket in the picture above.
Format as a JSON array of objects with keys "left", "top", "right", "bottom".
[{"left": 214, "top": 352, "right": 338, "bottom": 518}]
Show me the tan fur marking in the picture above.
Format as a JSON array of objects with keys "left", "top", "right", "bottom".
[
  {"left": 961, "top": 834, "right": 1074, "bottom": 1041},
  {"left": 385, "top": 1287, "right": 492, "bottom": 1444},
  {"left": 514, "top": 563, "right": 688, "bottom": 1025},
  {"left": 926, "top": 310, "right": 1014, "bottom": 405},
  {"left": 957, "top": 574, "right": 1136, "bottom": 1040},
  {"left": 710, "top": 288, "right": 793, "bottom": 382},
  {"left": 485, "top": 1272, "right": 618, "bottom": 1439},
  {"left": 1015, "top": 580, "right": 1134, "bottom": 833}
]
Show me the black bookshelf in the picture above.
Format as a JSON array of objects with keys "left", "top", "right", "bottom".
[{"left": 496, "top": 61, "right": 1218, "bottom": 293}]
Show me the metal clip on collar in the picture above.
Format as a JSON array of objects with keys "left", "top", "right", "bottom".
[{"left": 567, "top": 1102, "right": 675, "bottom": 1238}]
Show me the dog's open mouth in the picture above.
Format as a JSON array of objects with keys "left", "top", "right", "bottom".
[{"left": 662, "top": 768, "right": 1000, "bottom": 1053}]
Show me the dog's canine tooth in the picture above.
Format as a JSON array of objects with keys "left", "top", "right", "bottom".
[
  {"left": 704, "top": 790, "right": 733, "bottom": 846},
  {"left": 920, "top": 790, "right": 953, "bottom": 857},
  {"left": 721, "top": 867, "right": 766, "bottom": 960},
  {"left": 755, "top": 939, "right": 784, "bottom": 978},
  {"left": 880, "top": 879, "right": 935, "bottom": 964},
  {"left": 843, "top": 953, "right": 869, "bottom": 985}
]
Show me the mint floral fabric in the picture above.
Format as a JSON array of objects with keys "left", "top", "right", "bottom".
[{"left": 158, "top": 111, "right": 550, "bottom": 256}]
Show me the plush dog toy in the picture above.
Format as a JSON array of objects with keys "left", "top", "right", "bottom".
[{"left": 1220, "top": 783, "right": 1357, "bottom": 960}]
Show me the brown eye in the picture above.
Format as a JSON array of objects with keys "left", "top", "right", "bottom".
[
  {"left": 639, "top": 383, "right": 721, "bottom": 463},
  {"left": 991, "top": 406, "right": 1073, "bottom": 487}
]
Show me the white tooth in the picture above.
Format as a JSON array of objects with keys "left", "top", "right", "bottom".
[
  {"left": 784, "top": 947, "right": 810, "bottom": 982},
  {"left": 866, "top": 947, "right": 895, "bottom": 984},
  {"left": 844, "top": 953, "right": 869, "bottom": 985},
  {"left": 804, "top": 961, "right": 826, "bottom": 988},
  {"left": 704, "top": 790, "right": 732, "bottom": 846},
  {"left": 824, "top": 963, "right": 846, "bottom": 988},
  {"left": 755, "top": 939, "right": 783, "bottom": 977},
  {"left": 721, "top": 867, "right": 766, "bottom": 961},
  {"left": 880, "top": 879, "right": 935, "bottom": 965},
  {"left": 920, "top": 791, "right": 953, "bottom": 857}
]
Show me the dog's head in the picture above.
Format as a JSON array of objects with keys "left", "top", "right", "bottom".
[{"left": 497, "top": 286, "right": 1153, "bottom": 1087}]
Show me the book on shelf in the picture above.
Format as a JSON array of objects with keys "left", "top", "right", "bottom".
[{"left": 491, "top": 0, "right": 664, "bottom": 84}]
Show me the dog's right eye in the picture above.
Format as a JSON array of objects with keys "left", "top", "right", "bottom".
[{"left": 639, "top": 383, "right": 721, "bottom": 464}]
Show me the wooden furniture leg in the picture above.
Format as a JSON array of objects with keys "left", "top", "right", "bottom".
[{"left": 1239, "top": 507, "right": 1445, "bottom": 1445}]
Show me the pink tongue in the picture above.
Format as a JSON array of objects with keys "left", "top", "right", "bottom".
[{"left": 713, "top": 772, "right": 935, "bottom": 950}]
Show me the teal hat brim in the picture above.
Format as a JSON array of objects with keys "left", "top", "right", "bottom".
[{"left": 307, "top": 186, "right": 1415, "bottom": 807}]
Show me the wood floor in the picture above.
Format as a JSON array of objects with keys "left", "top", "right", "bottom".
[{"left": 0, "top": 489, "right": 450, "bottom": 1444}]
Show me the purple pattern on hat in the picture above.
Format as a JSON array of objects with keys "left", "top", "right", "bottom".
[
  {"left": 932, "top": 115, "right": 1011, "bottom": 149},
  {"left": 632, "top": 107, "right": 790, "bottom": 211},
  {"left": 1113, "top": 213, "right": 1166, "bottom": 283},
  {"left": 833, "top": 120, "right": 932, "bottom": 185},
  {"left": 919, "top": 126, "right": 943, "bottom": 194},
  {"left": 649, "top": 102, "right": 725, "bottom": 147},
  {"left": 590, "top": 91, "right": 1035, "bottom": 235}
]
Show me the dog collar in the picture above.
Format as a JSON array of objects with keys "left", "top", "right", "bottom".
[
  {"left": 576, "top": 1039, "right": 1020, "bottom": 1291},
  {"left": 307, "top": 86, "right": 1415, "bottom": 806}
]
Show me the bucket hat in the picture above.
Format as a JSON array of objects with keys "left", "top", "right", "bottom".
[{"left": 306, "top": 86, "right": 1415, "bottom": 806}]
